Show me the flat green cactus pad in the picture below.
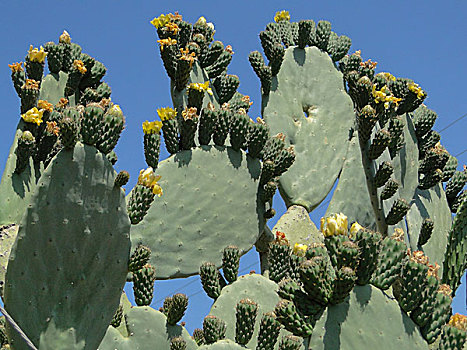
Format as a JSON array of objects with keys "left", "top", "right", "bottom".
[
  {"left": 262, "top": 46, "right": 355, "bottom": 212},
  {"left": 272, "top": 205, "right": 323, "bottom": 246},
  {"left": 406, "top": 184, "right": 452, "bottom": 273},
  {"left": 98, "top": 307, "right": 197, "bottom": 350},
  {"left": 39, "top": 72, "right": 76, "bottom": 105},
  {"left": 199, "top": 339, "right": 245, "bottom": 349},
  {"left": 0, "top": 122, "right": 44, "bottom": 226},
  {"left": 0, "top": 224, "right": 18, "bottom": 291},
  {"left": 208, "top": 274, "right": 303, "bottom": 350},
  {"left": 326, "top": 131, "right": 375, "bottom": 229},
  {"left": 4, "top": 143, "right": 131, "bottom": 350},
  {"left": 308, "top": 285, "right": 429, "bottom": 349},
  {"left": 130, "top": 146, "right": 264, "bottom": 279},
  {"left": 38, "top": 321, "right": 85, "bottom": 350}
]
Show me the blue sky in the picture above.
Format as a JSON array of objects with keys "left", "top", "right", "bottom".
[{"left": 0, "top": 0, "right": 465, "bottom": 334}]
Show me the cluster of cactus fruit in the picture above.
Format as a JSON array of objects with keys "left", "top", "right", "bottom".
[{"left": 0, "top": 9, "right": 465, "bottom": 350}]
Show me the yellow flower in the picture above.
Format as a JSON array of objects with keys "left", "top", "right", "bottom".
[
  {"left": 137, "top": 167, "right": 163, "bottom": 196},
  {"left": 320, "top": 213, "right": 348, "bottom": 237},
  {"left": 38, "top": 100, "right": 53, "bottom": 113},
  {"left": 142, "top": 120, "right": 162, "bottom": 134},
  {"left": 59, "top": 30, "right": 71, "bottom": 44},
  {"left": 28, "top": 45, "right": 47, "bottom": 63},
  {"left": 107, "top": 104, "right": 123, "bottom": 118},
  {"left": 157, "top": 107, "right": 177, "bottom": 121},
  {"left": 73, "top": 59, "right": 87, "bottom": 74},
  {"left": 349, "top": 222, "right": 364, "bottom": 238},
  {"left": 293, "top": 243, "right": 308, "bottom": 257},
  {"left": 274, "top": 10, "right": 290, "bottom": 23},
  {"left": 157, "top": 37, "right": 177, "bottom": 51},
  {"left": 21, "top": 107, "right": 43, "bottom": 126},
  {"left": 195, "top": 16, "right": 207, "bottom": 26},
  {"left": 408, "top": 82, "right": 426, "bottom": 99},
  {"left": 8, "top": 62, "right": 23, "bottom": 72},
  {"left": 448, "top": 313, "right": 467, "bottom": 331},
  {"left": 150, "top": 14, "right": 171, "bottom": 29},
  {"left": 188, "top": 81, "right": 213, "bottom": 96}
]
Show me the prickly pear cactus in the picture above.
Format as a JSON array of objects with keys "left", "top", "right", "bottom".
[{"left": 0, "top": 9, "right": 465, "bottom": 350}]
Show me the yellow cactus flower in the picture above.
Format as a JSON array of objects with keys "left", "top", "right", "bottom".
[
  {"left": 157, "top": 37, "right": 177, "bottom": 51},
  {"left": 157, "top": 107, "right": 177, "bottom": 121},
  {"left": 274, "top": 10, "right": 290, "bottom": 23},
  {"left": 142, "top": 120, "right": 162, "bottom": 134},
  {"left": 150, "top": 14, "right": 171, "bottom": 29},
  {"left": 21, "top": 107, "right": 43, "bottom": 126},
  {"left": 320, "top": 213, "right": 348, "bottom": 237},
  {"left": 448, "top": 313, "right": 467, "bottom": 331},
  {"left": 195, "top": 16, "right": 207, "bottom": 26},
  {"left": 293, "top": 243, "right": 308, "bottom": 257},
  {"left": 59, "top": 30, "right": 71, "bottom": 44},
  {"left": 28, "top": 45, "right": 47, "bottom": 63},
  {"left": 408, "top": 82, "right": 426, "bottom": 99},
  {"left": 8, "top": 62, "right": 23, "bottom": 72},
  {"left": 182, "top": 107, "right": 198, "bottom": 120},
  {"left": 73, "top": 59, "right": 87, "bottom": 74},
  {"left": 376, "top": 72, "right": 396, "bottom": 82},
  {"left": 188, "top": 81, "right": 213, "bottom": 96},
  {"left": 107, "top": 104, "right": 123, "bottom": 118},
  {"left": 137, "top": 167, "right": 163, "bottom": 196},
  {"left": 38, "top": 100, "right": 53, "bottom": 113},
  {"left": 349, "top": 222, "right": 364, "bottom": 238}
]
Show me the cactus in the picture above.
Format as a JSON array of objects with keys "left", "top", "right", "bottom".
[{"left": 0, "top": 9, "right": 464, "bottom": 350}]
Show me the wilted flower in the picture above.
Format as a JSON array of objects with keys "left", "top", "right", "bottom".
[
  {"left": 38, "top": 100, "right": 53, "bottom": 113},
  {"left": 59, "top": 30, "right": 71, "bottom": 44},
  {"left": 73, "top": 59, "right": 87, "bottom": 74},
  {"left": 8, "top": 62, "right": 23, "bottom": 72}
]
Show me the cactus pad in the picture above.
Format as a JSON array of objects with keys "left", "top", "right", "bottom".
[
  {"left": 208, "top": 274, "right": 303, "bottom": 350},
  {"left": 308, "top": 285, "right": 429, "bottom": 349},
  {"left": 130, "top": 146, "right": 264, "bottom": 279},
  {"left": 98, "top": 307, "right": 197, "bottom": 350},
  {"left": 262, "top": 46, "right": 354, "bottom": 211},
  {"left": 406, "top": 184, "right": 452, "bottom": 274},
  {"left": 272, "top": 205, "right": 323, "bottom": 247},
  {"left": 4, "top": 143, "right": 131, "bottom": 350}
]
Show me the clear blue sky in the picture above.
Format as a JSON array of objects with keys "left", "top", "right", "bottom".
[{"left": 0, "top": 0, "right": 465, "bottom": 334}]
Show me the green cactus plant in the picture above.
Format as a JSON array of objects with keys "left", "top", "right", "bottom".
[{"left": 0, "top": 9, "right": 464, "bottom": 350}]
